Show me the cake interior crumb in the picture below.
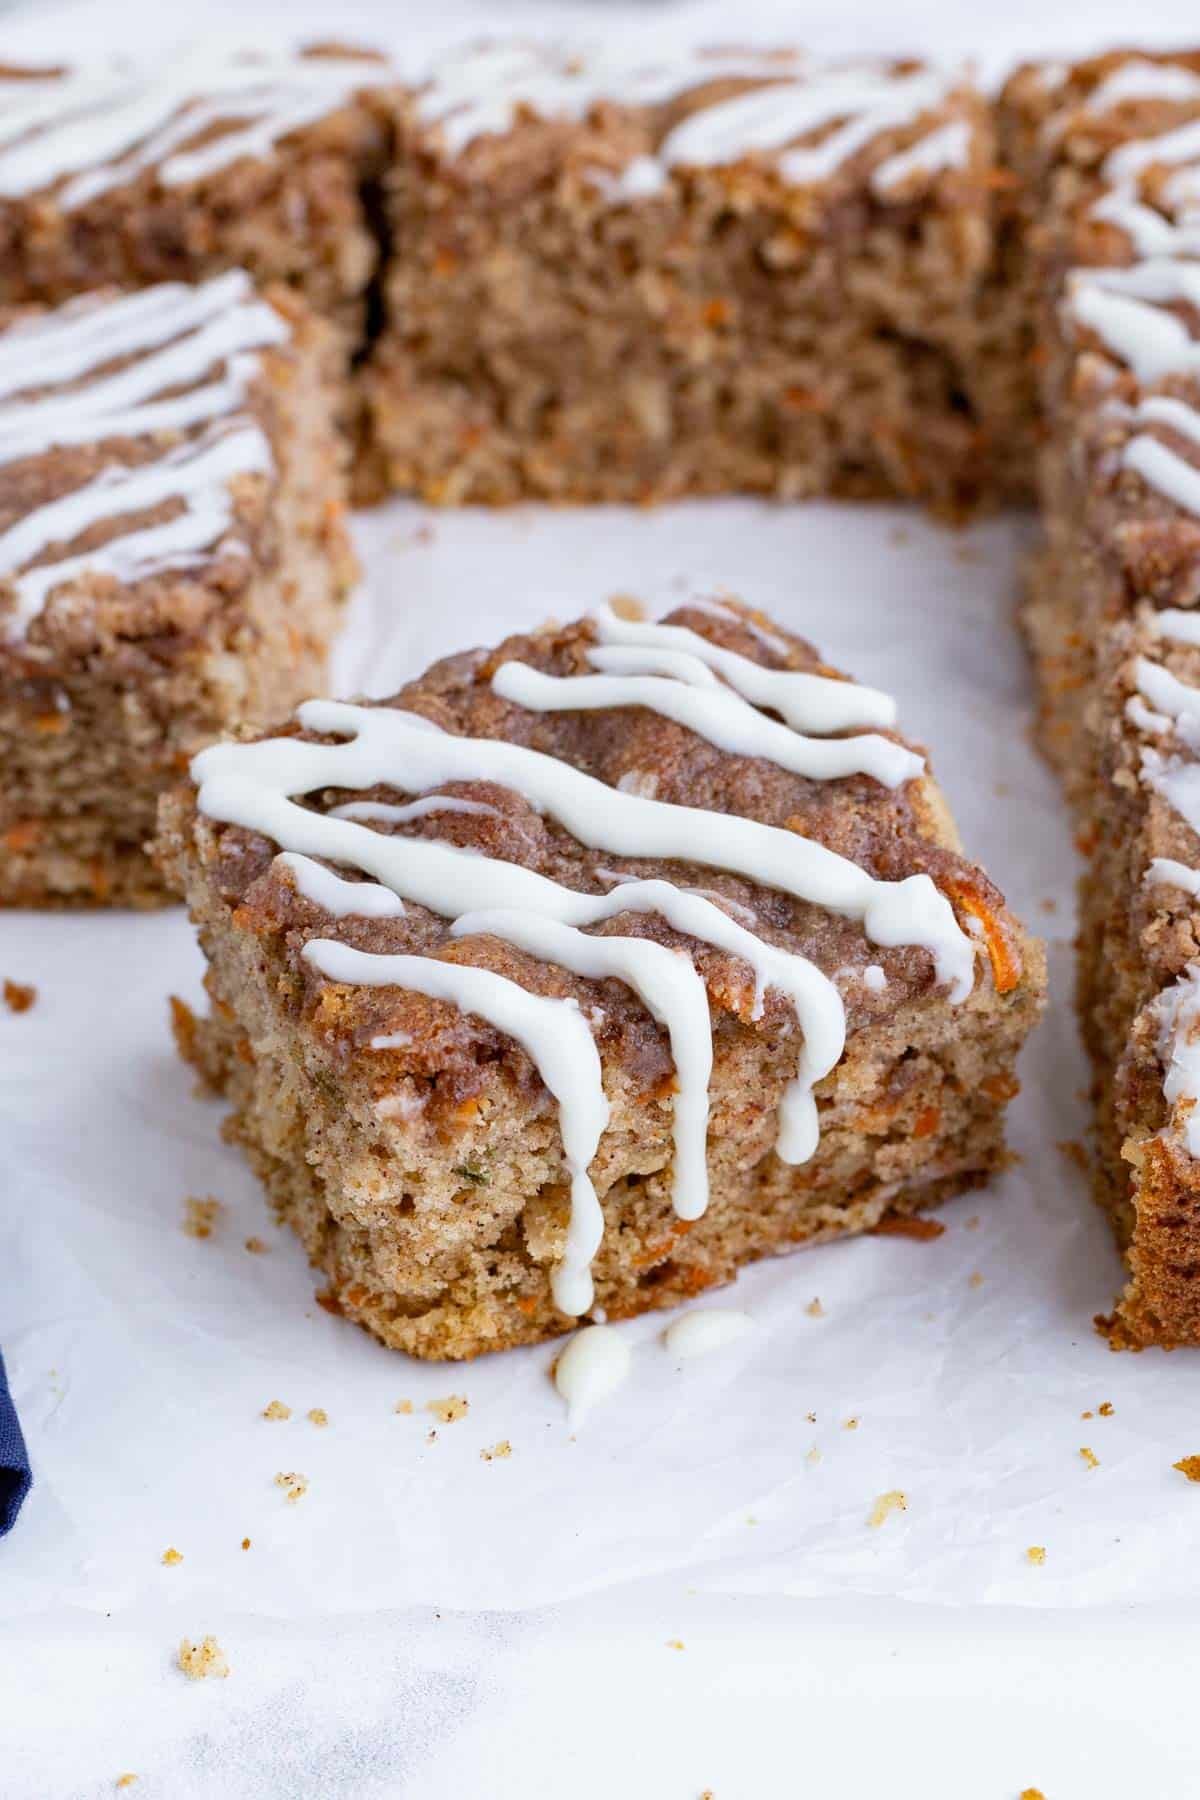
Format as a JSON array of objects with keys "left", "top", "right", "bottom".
[
  {"left": 177, "top": 1635, "right": 230, "bottom": 1681},
  {"left": 427, "top": 1394, "right": 469, "bottom": 1423},
  {"left": 183, "top": 1195, "right": 223, "bottom": 1240},
  {"left": 868, "top": 1490, "right": 908, "bottom": 1528}
]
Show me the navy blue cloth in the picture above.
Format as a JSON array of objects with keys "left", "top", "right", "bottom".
[{"left": 0, "top": 1349, "right": 30, "bottom": 1536}]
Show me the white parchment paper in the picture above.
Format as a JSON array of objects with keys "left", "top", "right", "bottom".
[{"left": 6, "top": 3, "right": 1200, "bottom": 1794}]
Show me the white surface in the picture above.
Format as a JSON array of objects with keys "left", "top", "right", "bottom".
[{"left": 6, "top": 2, "right": 1200, "bottom": 1796}]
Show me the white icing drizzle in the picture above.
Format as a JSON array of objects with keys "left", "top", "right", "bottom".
[
  {"left": 1067, "top": 262, "right": 1200, "bottom": 385},
  {"left": 870, "top": 117, "right": 970, "bottom": 195},
  {"left": 1106, "top": 116, "right": 1200, "bottom": 189},
  {"left": 278, "top": 851, "right": 406, "bottom": 920},
  {"left": 492, "top": 660, "right": 922, "bottom": 788},
  {"left": 1125, "top": 433, "right": 1200, "bottom": 517},
  {"left": 451, "top": 907, "right": 712, "bottom": 1219},
  {"left": 417, "top": 43, "right": 958, "bottom": 202},
  {"left": 684, "top": 596, "right": 793, "bottom": 658},
  {"left": 553, "top": 1324, "right": 632, "bottom": 1425},
  {"left": 2, "top": 421, "right": 272, "bottom": 637},
  {"left": 1153, "top": 965, "right": 1200, "bottom": 1155},
  {"left": 1146, "top": 855, "right": 1200, "bottom": 895},
  {"left": 662, "top": 1307, "right": 753, "bottom": 1358},
  {"left": 1152, "top": 607, "right": 1200, "bottom": 644},
  {"left": 304, "top": 938, "right": 609, "bottom": 1317},
  {"left": 0, "top": 43, "right": 389, "bottom": 206},
  {"left": 0, "top": 271, "right": 287, "bottom": 639},
  {"left": 194, "top": 647, "right": 976, "bottom": 1310},
  {"left": 328, "top": 795, "right": 500, "bottom": 827},
  {"left": 590, "top": 603, "right": 898, "bottom": 731}
]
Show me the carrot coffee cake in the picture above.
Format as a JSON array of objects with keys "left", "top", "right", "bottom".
[
  {"left": 362, "top": 43, "right": 1031, "bottom": 511},
  {"left": 156, "top": 599, "right": 1044, "bottom": 1358},
  {"left": 1011, "top": 50, "right": 1200, "bottom": 1342},
  {"left": 0, "top": 44, "right": 393, "bottom": 348},
  {"left": 0, "top": 271, "right": 356, "bottom": 907}
]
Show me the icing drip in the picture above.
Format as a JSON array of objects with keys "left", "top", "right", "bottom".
[
  {"left": 870, "top": 117, "right": 970, "bottom": 195},
  {"left": 0, "top": 272, "right": 288, "bottom": 466},
  {"left": 1, "top": 421, "right": 272, "bottom": 637},
  {"left": 662, "top": 1307, "right": 753, "bottom": 1357},
  {"left": 193, "top": 647, "right": 976, "bottom": 1309},
  {"left": 305, "top": 940, "right": 608, "bottom": 1316},
  {"left": 1152, "top": 607, "right": 1200, "bottom": 645},
  {"left": 553, "top": 1324, "right": 631, "bottom": 1424},
  {"left": 1153, "top": 966, "right": 1200, "bottom": 1156},
  {"left": 1147, "top": 855, "right": 1200, "bottom": 896},
  {"left": 491, "top": 660, "right": 922, "bottom": 788},
  {"left": 0, "top": 44, "right": 389, "bottom": 206},
  {"left": 451, "top": 908, "right": 713, "bottom": 1220},
  {"left": 1067, "top": 262, "right": 1200, "bottom": 385},
  {"left": 417, "top": 42, "right": 959, "bottom": 202},
  {"left": 590, "top": 603, "right": 898, "bottom": 731}
]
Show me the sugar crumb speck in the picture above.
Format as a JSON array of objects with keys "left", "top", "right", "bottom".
[{"left": 177, "top": 1635, "right": 229, "bottom": 1681}]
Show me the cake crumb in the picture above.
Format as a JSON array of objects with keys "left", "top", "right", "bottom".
[
  {"left": 965, "top": 1214, "right": 981, "bottom": 1230},
  {"left": 1099, "top": 1401, "right": 1114, "bottom": 1417},
  {"left": 1020, "top": 1790, "right": 1047, "bottom": 1800},
  {"left": 806, "top": 1446, "right": 821, "bottom": 1466},
  {"left": 870, "top": 1212, "right": 945, "bottom": 1241},
  {"left": 1173, "top": 1455, "right": 1200, "bottom": 1483},
  {"left": 666, "top": 1638, "right": 685, "bottom": 1650},
  {"left": 394, "top": 1399, "right": 413, "bottom": 1415},
  {"left": 427, "top": 1394, "right": 469, "bottom": 1424},
  {"left": 1079, "top": 1446, "right": 1099, "bottom": 1471},
  {"left": 241, "top": 1537, "right": 251, "bottom": 1551},
  {"left": 177, "top": 1635, "right": 230, "bottom": 1681},
  {"left": 116, "top": 1777, "right": 138, "bottom": 1791},
  {"left": 426, "top": 1429, "right": 438, "bottom": 1444},
  {"left": 262, "top": 1400, "right": 291, "bottom": 1421},
  {"left": 968, "top": 1270, "right": 984, "bottom": 1289},
  {"left": 274, "top": 1471, "right": 308, "bottom": 1503},
  {"left": 843, "top": 1415, "right": 860, "bottom": 1431},
  {"left": 3, "top": 978, "right": 36, "bottom": 1013},
  {"left": 1026, "top": 1545, "right": 1046, "bottom": 1566},
  {"left": 868, "top": 1490, "right": 908, "bottom": 1528},
  {"left": 244, "top": 1236, "right": 268, "bottom": 1255},
  {"left": 480, "top": 1440, "right": 512, "bottom": 1461},
  {"left": 805, "top": 1297, "right": 824, "bottom": 1318},
  {"left": 307, "top": 1408, "right": 328, "bottom": 1427},
  {"left": 1081, "top": 1410, "right": 1093, "bottom": 1420},
  {"left": 162, "top": 1547, "right": 183, "bottom": 1567},
  {"left": 805, "top": 1411, "right": 817, "bottom": 1424},
  {"left": 183, "top": 1195, "right": 223, "bottom": 1240}
]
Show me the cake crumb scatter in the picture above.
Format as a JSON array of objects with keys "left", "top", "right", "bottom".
[
  {"left": 1026, "top": 1546, "right": 1046, "bottom": 1566},
  {"left": 3, "top": 979, "right": 36, "bottom": 1013},
  {"left": 275, "top": 1471, "right": 308, "bottom": 1503},
  {"left": 183, "top": 1195, "right": 223, "bottom": 1239},
  {"left": 868, "top": 1490, "right": 908, "bottom": 1528},
  {"left": 1079, "top": 1446, "right": 1099, "bottom": 1471},
  {"left": 162, "top": 1547, "right": 183, "bottom": 1567},
  {"left": 307, "top": 1408, "right": 328, "bottom": 1427},
  {"left": 1173, "top": 1455, "right": 1200, "bottom": 1483},
  {"left": 177, "top": 1635, "right": 230, "bottom": 1680},
  {"left": 480, "top": 1440, "right": 512, "bottom": 1461},
  {"left": 263, "top": 1399, "right": 291, "bottom": 1421},
  {"left": 427, "top": 1394, "right": 469, "bottom": 1423},
  {"left": 1099, "top": 1402, "right": 1113, "bottom": 1417}
]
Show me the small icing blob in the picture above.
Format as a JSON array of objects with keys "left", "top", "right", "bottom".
[
  {"left": 662, "top": 1308, "right": 753, "bottom": 1359},
  {"left": 553, "top": 1324, "right": 632, "bottom": 1426}
]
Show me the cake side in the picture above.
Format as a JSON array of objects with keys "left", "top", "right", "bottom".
[
  {"left": 0, "top": 273, "right": 357, "bottom": 907},
  {"left": 157, "top": 599, "right": 1044, "bottom": 1358},
  {"left": 363, "top": 44, "right": 1013, "bottom": 513}
]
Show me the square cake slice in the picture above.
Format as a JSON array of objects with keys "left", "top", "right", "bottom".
[
  {"left": 0, "top": 43, "right": 393, "bottom": 346},
  {"left": 157, "top": 598, "right": 1044, "bottom": 1359},
  {"left": 0, "top": 272, "right": 357, "bottom": 907},
  {"left": 363, "top": 42, "right": 1015, "bottom": 512}
]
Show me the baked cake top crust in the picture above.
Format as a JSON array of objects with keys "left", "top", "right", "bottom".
[
  {"left": 175, "top": 598, "right": 1034, "bottom": 1318},
  {"left": 0, "top": 270, "right": 304, "bottom": 655},
  {"left": 408, "top": 42, "right": 986, "bottom": 206},
  {"left": 0, "top": 41, "right": 392, "bottom": 208}
]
